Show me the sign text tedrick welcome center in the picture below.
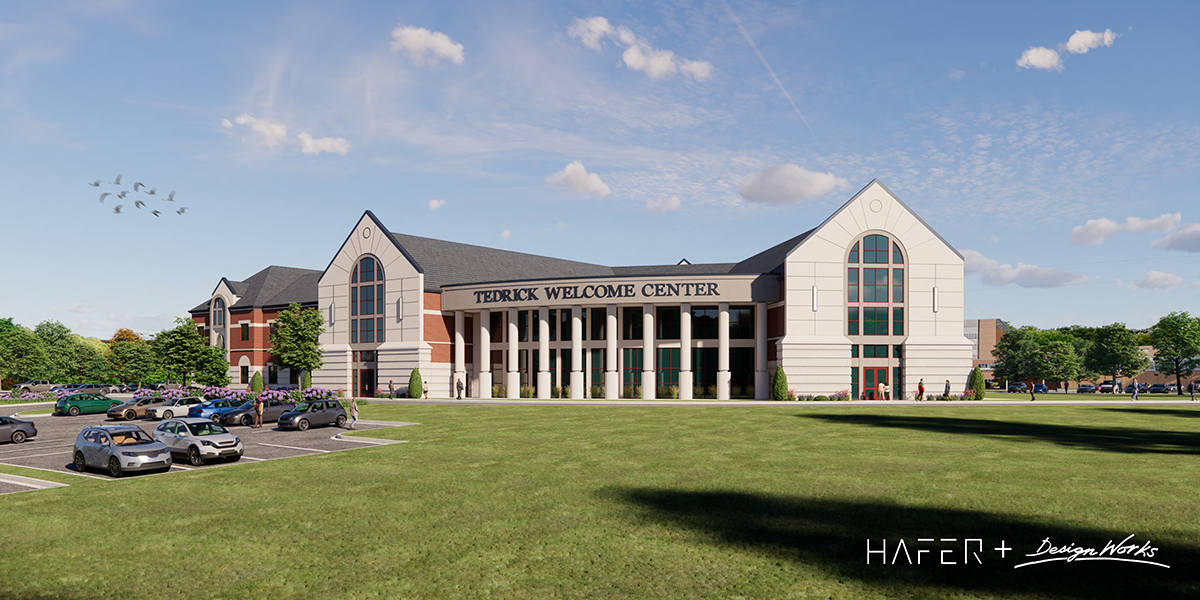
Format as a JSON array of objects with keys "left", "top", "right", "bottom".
[{"left": 472, "top": 282, "right": 722, "bottom": 304}]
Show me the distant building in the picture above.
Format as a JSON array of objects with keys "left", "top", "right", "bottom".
[{"left": 964, "top": 318, "right": 1009, "bottom": 383}]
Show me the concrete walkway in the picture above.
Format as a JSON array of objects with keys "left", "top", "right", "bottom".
[{"left": 362, "top": 397, "right": 1200, "bottom": 407}]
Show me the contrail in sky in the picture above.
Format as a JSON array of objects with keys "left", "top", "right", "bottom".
[{"left": 721, "top": 0, "right": 813, "bottom": 132}]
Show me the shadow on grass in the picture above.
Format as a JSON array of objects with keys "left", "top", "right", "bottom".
[
  {"left": 801, "top": 413, "right": 1200, "bottom": 455},
  {"left": 608, "top": 489, "right": 1198, "bottom": 600},
  {"left": 1098, "top": 408, "right": 1200, "bottom": 419}
]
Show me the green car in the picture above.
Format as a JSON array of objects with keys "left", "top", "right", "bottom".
[{"left": 55, "top": 393, "right": 122, "bottom": 417}]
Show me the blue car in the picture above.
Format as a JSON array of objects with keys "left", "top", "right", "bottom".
[
  {"left": 187, "top": 399, "right": 241, "bottom": 419},
  {"left": 1033, "top": 384, "right": 1048, "bottom": 393},
  {"left": 208, "top": 400, "right": 253, "bottom": 423}
]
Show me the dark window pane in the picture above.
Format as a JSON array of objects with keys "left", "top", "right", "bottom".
[
  {"left": 622, "top": 307, "right": 642, "bottom": 340},
  {"left": 591, "top": 308, "right": 606, "bottom": 340},
  {"left": 848, "top": 242, "right": 859, "bottom": 264},
  {"left": 351, "top": 319, "right": 358, "bottom": 343},
  {"left": 893, "top": 307, "right": 904, "bottom": 336},
  {"left": 893, "top": 269, "right": 904, "bottom": 303},
  {"left": 692, "top": 307, "right": 718, "bottom": 339},
  {"left": 851, "top": 345, "right": 858, "bottom": 358},
  {"left": 657, "top": 307, "right": 680, "bottom": 340},
  {"left": 377, "top": 284, "right": 384, "bottom": 315},
  {"left": 518, "top": 311, "right": 529, "bottom": 342},
  {"left": 550, "top": 309, "right": 558, "bottom": 341},
  {"left": 848, "top": 307, "right": 859, "bottom": 335},
  {"left": 864, "top": 235, "right": 889, "bottom": 264},
  {"left": 378, "top": 318, "right": 385, "bottom": 342},
  {"left": 893, "top": 242, "right": 904, "bottom": 264},
  {"left": 351, "top": 287, "right": 358, "bottom": 316},
  {"left": 351, "top": 265, "right": 357, "bottom": 284},
  {"left": 729, "top": 307, "right": 754, "bottom": 339},
  {"left": 561, "top": 309, "right": 572, "bottom": 341}
]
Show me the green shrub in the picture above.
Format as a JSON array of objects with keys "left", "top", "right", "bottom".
[
  {"left": 492, "top": 383, "right": 506, "bottom": 398},
  {"left": 302, "top": 371, "right": 311, "bottom": 389},
  {"left": 968, "top": 367, "right": 986, "bottom": 401},
  {"left": 562, "top": 385, "right": 570, "bottom": 398},
  {"left": 731, "top": 385, "right": 743, "bottom": 399},
  {"left": 250, "top": 371, "right": 264, "bottom": 393},
  {"left": 771, "top": 367, "right": 788, "bottom": 401},
  {"left": 814, "top": 395, "right": 830, "bottom": 402},
  {"left": 552, "top": 385, "right": 561, "bottom": 398},
  {"left": 520, "top": 385, "right": 535, "bottom": 398},
  {"left": 408, "top": 369, "right": 423, "bottom": 398},
  {"left": 669, "top": 385, "right": 679, "bottom": 399},
  {"left": 590, "top": 384, "right": 605, "bottom": 398}
]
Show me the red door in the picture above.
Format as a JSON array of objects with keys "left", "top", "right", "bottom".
[
  {"left": 864, "top": 368, "right": 888, "bottom": 399},
  {"left": 359, "top": 369, "right": 375, "bottom": 398}
]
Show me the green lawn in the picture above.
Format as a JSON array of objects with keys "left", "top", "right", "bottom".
[{"left": 1, "top": 405, "right": 1197, "bottom": 599}]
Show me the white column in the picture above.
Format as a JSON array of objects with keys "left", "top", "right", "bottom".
[
  {"left": 570, "top": 305, "right": 583, "bottom": 399},
  {"left": 605, "top": 305, "right": 618, "bottom": 399},
  {"left": 453, "top": 310, "right": 465, "bottom": 398},
  {"left": 506, "top": 308, "right": 519, "bottom": 399},
  {"left": 478, "top": 310, "right": 491, "bottom": 398},
  {"left": 642, "top": 304, "right": 655, "bottom": 399},
  {"left": 538, "top": 307, "right": 550, "bottom": 399},
  {"left": 717, "top": 302, "right": 730, "bottom": 400},
  {"left": 755, "top": 302, "right": 769, "bottom": 400},
  {"left": 679, "top": 303, "right": 693, "bottom": 400}
]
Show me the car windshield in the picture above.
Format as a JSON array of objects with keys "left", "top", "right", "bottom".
[
  {"left": 111, "top": 430, "right": 154, "bottom": 445},
  {"left": 293, "top": 402, "right": 312, "bottom": 412},
  {"left": 238, "top": 401, "right": 254, "bottom": 409},
  {"left": 186, "top": 421, "right": 229, "bottom": 436}
]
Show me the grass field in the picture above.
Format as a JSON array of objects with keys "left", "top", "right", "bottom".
[{"left": 1, "top": 404, "right": 1197, "bottom": 599}]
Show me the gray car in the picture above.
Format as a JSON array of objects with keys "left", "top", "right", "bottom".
[
  {"left": 277, "top": 400, "right": 347, "bottom": 431},
  {"left": 146, "top": 397, "right": 204, "bottom": 420},
  {"left": 152, "top": 418, "right": 243, "bottom": 466},
  {"left": 73, "top": 425, "right": 172, "bottom": 477},
  {"left": 217, "top": 399, "right": 296, "bottom": 427},
  {"left": 0, "top": 416, "right": 37, "bottom": 444}
]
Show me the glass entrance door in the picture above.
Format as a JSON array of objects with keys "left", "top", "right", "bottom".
[
  {"left": 359, "top": 369, "right": 375, "bottom": 398},
  {"left": 864, "top": 367, "right": 888, "bottom": 399}
]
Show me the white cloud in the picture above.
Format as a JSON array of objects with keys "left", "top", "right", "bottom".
[
  {"left": 645, "top": 196, "right": 681, "bottom": 213},
  {"left": 948, "top": 68, "right": 966, "bottom": 81},
  {"left": 546, "top": 161, "right": 612, "bottom": 197},
  {"left": 569, "top": 18, "right": 712, "bottom": 82},
  {"left": 1152, "top": 222, "right": 1200, "bottom": 252},
  {"left": 428, "top": 199, "right": 446, "bottom": 211},
  {"left": 390, "top": 24, "right": 464, "bottom": 65},
  {"left": 50, "top": 303, "right": 93, "bottom": 314},
  {"left": 1016, "top": 46, "right": 1063, "bottom": 72},
  {"left": 1130, "top": 270, "right": 1183, "bottom": 290},
  {"left": 1071, "top": 213, "right": 1181, "bottom": 245},
  {"left": 1063, "top": 29, "right": 1119, "bottom": 54},
  {"left": 567, "top": 16, "right": 613, "bottom": 50},
  {"left": 960, "top": 249, "right": 1089, "bottom": 288},
  {"left": 500, "top": 229, "right": 511, "bottom": 240},
  {"left": 737, "top": 164, "right": 848, "bottom": 204},
  {"left": 296, "top": 132, "right": 350, "bottom": 156},
  {"left": 233, "top": 114, "right": 288, "bottom": 148},
  {"left": 984, "top": 234, "right": 1000, "bottom": 244}
]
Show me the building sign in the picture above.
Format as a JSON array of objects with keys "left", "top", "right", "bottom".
[{"left": 442, "top": 275, "right": 779, "bottom": 311}]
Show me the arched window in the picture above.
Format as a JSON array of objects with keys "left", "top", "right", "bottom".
[
  {"left": 213, "top": 298, "right": 226, "bottom": 327},
  {"left": 350, "top": 256, "right": 385, "bottom": 344},
  {"left": 846, "top": 234, "right": 904, "bottom": 337}
]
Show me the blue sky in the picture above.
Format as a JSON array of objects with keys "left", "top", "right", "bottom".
[{"left": 1, "top": 0, "right": 1197, "bottom": 339}]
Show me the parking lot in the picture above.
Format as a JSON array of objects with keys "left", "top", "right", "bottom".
[{"left": 0, "top": 401, "right": 414, "bottom": 486}]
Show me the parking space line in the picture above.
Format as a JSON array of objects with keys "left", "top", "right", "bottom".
[
  {"left": 331, "top": 434, "right": 405, "bottom": 445},
  {"left": 257, "top": 443, "right": 329, "bottom": 453},
  {"left": 0, "top": 442, "right": 71, "bottom": 455},
  {"left": 170, "top": 465, "right": 195, "bottom": 471},
  {"left": 0, "top": 462, "right": 111, "bottom": 481},
  {"left": 240, "top": 456, "right": 265, "bottom": 461},
  {"left": 0, "top": 450, "right": 72, "bottom": 460},
  {"left": 0, "top": 473, "right": 69, "bottom": 490}
]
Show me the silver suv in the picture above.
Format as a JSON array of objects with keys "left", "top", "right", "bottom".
[
  {"left": 73, "top": 425, "right": 172, "bottom": 477},
  {"left": 16, "top": 380, "right": 55, "bottom": 395},
  {"left": 152, "top": 418, "right": 243, "bottom": 466}
]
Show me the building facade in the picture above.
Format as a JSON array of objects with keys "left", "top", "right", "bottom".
[
  {"left": 964, "top": 318, "right": 1010, "bottom": 384},
  {"left": 191, "top": 180, "right": 973, "bottom": 399}
]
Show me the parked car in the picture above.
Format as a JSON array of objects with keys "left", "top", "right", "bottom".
[
  {"left": 73, "top": 383, "right": 117, "bottom": 395},
  {"left": 1006, "top": 382, "right": 1028, "bottom": 393},
  {"left": 146, "top": 397, "right": 204, "bottom": 420},
  {"left": 73, "top": 425, "right": 171, "bottom": 477},
  {"left": 1098, "top": 380, "right": 1121, "bottom": 394},
  {"left": 1148, "top": 383, "right": 1167, "bottom": 394},
  {"left": 151, "top": 381, "right": 182, "bottom": 391},
  {"left": 0, "top": 416, "right": 37, "bottom": 444},
  {"left": 55, "top": 393, "right": 122, "bottom": 416},
  {"left": 115, "top": 383, "right": 145, "bottom": 393},
  {"left": 152, "top": 418, "right": 243, "bottom": 465},
  {"left": 1076, "top": 384, "right": 1096, "bottom": 393},
  {"left": 1165, "top": 383, "right": 1178, "bottom": 393},
  {"left": 15, "top": 380, "right": 55, "bottom": 395},
  {"left": 217, "top": 398, "right": 297, "bottom": 427},
  {"left": 278, "top": 400, "right": 347, "bottom": 431},
  {"left": 187, "top": 398, "right": 242, "bottom": 420},
  {"left": 107, "top": 396, "right": 167, "bottom": 421},
  {"left": 50, "top": 384, "right": 83, "bottom": 394},
  {"left": 1032, "top": 384, "right": 1048, "bottom": 394}
]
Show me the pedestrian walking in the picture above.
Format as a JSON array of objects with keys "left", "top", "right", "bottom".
[
  {"left": 1064, "top": 380, "right": 1069, "bottom": 394},
  {"left": 253, "top": 394, "right": 264, "bottom": 429},
  {"left": 877, "top": 381, "right": 886, "bottom": 401},
  {"left": 456, "top": 378, "right": 464, "bottom": 400},
  {"left": 423, "top": 382, "right": 429, "bottom": 399},
  {"left": 349, "top": 396, "right": 358, "bottom": 429},
  {"left": 1131, "top": 378, "right": 1139, "bottom": 401},
  {"left": 943, "top": 380, "right": 950, "bottom": 399},
  {"left": 388, "top": 380, "right": 395, "bottom": 399},
  {"left": 1189, "top": 381, "right": 1196, "bottom": 401},
  {"left": 917, "top": 378, "right": 925, "bottom": 402}
]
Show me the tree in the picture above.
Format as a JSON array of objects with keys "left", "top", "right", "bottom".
[
  {"left": 992, "top": 326, "right": 1042, "bottom": 386},
  {"left": 270, "top": 303, "right": 325, "bottom": 390},
  {"left": 0, "top": 328, "right": 47, "bottom": 383},
  {"left": 107, "top": 340, "right": 154, "bottom": 385},
  {"left": 0, "top": 318, "right": 19, "bottom": 338},
  {"left": 1036, "top": 340, "right": 1083, "bottom": 387},
  {"left": 1150, "top": 311, "right": 1200, "bottom": 395},
  {"left": 111, "top": 328, "right": 143, "bottom": 343},
  {"left": 153, "top": 318, "right": 208, "bottom": 386},
  {"left": 408, "top": 368, "right": 423, "bottom": 399},
  {"left": 771, "top": 366, "right": 788, "bottom": 401},
  {"left": 1069, "top": 338, "right": 1098, "bottom": 386},
  {"left": 251, "top": 370, "right": 264, "bottom": 393},
  {"left": 1085, "top": 323, "right": 1150, "bottom": 392},
  {"left": 193, "top": 344, "right": 231, "bottom": 387},
  {"left": 968, "top": 366, "right": 986, "bottom": 400},
  {"left": 34, "top": 320, "right": 78, "bottom": 382}
]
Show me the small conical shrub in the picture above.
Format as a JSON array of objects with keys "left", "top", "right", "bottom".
[
  {"left": 771, "top": 366, "right": 788, "bottom": 401},
  {"left": 968, "top": 366, "right": 986, "bottom": 401},
  {"left": 302, "top": 371, "right": 311, "bottom": 390},
  {"left": 408, "top": 368, "right": 423, "bottom": 399},
  {"left": 250, "top": 371, "right": 264, "bottom": 393}
]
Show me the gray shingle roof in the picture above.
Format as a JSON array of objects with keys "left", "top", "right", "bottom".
[
  {"left": 729, "top": 228, "right": 816, "bottom": 275},
  {"left": 197, "top": 265, "right": 321, "bottom": 311},
  {"left": 610, "top": 263, "right": 737, "bottom": 276}
]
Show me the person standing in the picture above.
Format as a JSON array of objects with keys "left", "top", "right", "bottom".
[
  {"left": 1131, "top": 378, "right": 1139, "bottom": 401},
  {"left": 388, "top": 380, "right": 395, "bottom": 399},
  {"left": 1064, "top": 380, "right": 1070, "bottom": 394},
  {"left": 349, "top": 396, "right": 358, "bottom": 430},
  {"left": 917, "top": 378, "right": 925, "bottom": 402},
  {"left": 1189, "top": 381, "right": 1196, "bottom": 401},
  {"left": 943, "top": 380, "right": 951, "bottom": 399},
  {"left": 456, "top": 378, "right": 463, "bottom": 400},
  {"left": 253, "top": 394, "right": 264, "bottom": 429},
  {"left": 423, "top": 382, "right": 429, "bottom": 399},
  {"left": 877, "top": 381, "right": 886, "bottom": 401}
]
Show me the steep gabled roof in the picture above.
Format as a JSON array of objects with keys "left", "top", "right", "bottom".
[
  {"left": 227, "top": 265, "right": 322, "bottom": 310},
  {"left": 729, "top": 229, "right": 816, "bottom": 275}
]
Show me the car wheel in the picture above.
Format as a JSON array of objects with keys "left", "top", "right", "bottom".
[
  {"left": 241, "top": 415, "right": 252, "bottom": 427},
  {"left": 74, "top": 451, "right": 86, "bottom": 472},
  {"left": 11, "top": 431, "right": 26, "bottom": 444},
  {"left": 124, "top": 410, "right": 136, "bottom": 421},
  {"left": 335, "top": 415, "right": 347, "bottom": 428},
  {"left": 108, "top": 457, "right": 123, "bottom": 478},
  {"left": 162, "top": 411, "right": 173, "bottom": 419},
  {"left": 68, "top": 405, "right": 80, "bottom": 416},
  {"left": 298, "top": 419, "right": 310, "bottom": 432},
  {"left": 188, "top": 446, "right": 203, "bottom": 466}
]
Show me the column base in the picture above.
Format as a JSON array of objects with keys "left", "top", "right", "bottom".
[
  {"left": 679, "top": 371, "right": 693, "bottom": 400},
  {"left": 478, "top": 372, "right": 492, "bottom": 398},
  {"left": 570, "top": 371, "right": 584, "bottom": 399},
  {"left": 537, "top": 371, "right": 551, "bottom": 399},
  {"left": 506, "top": 372, "right": 519, "bottom": 399},
  {"left": 717, "top": 371, "right": 731, "bottom": 400},
  {"left": 642, "top": 371, "right": 655, "bottom": 399},
  {"left": 755, "top": 370, "right": 769, "bottom": 400},
  {"left": 604, "top": 371, "right": 618, "bottom": 399}
]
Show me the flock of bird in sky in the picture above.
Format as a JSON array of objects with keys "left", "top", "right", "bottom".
[{"left": 89, "top": 174, "right": 187, "bottom": 217}]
